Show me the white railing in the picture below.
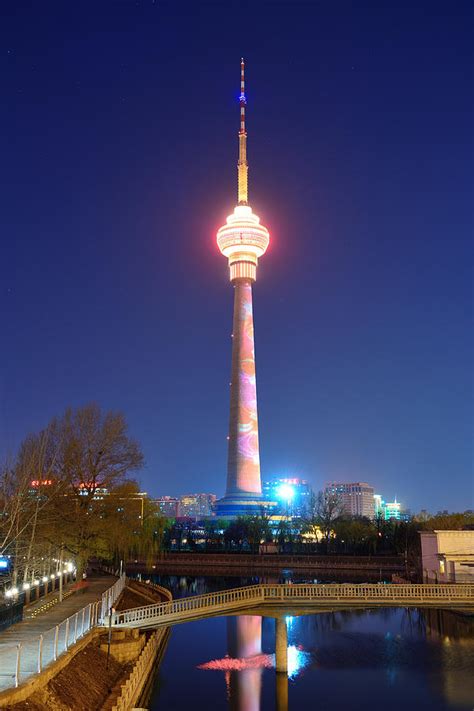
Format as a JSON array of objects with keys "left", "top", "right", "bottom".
[
  {"left": 0, "top": 573, "right": 126, "bottom": 691},
  {"left": 114, "top": 584, "right": 264, "bottom": 626},
  {"left": 262, "top": 583, "right": 474, "bottom": 601},
  {"left": 113, "top": 582, "right": 474, "bottom": 628}
]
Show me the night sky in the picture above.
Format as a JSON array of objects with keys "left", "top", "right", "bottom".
[{"left": 2, "top": 2, "right": 472, "bottom": 512}]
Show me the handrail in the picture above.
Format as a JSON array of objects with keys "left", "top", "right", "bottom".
[
  {"left": 0, "top": 574, "right": 126, "bottom": 692},
  {"left": 113, "top": 584, "right": 264, "bottom": 625},
  {"left": 114, "top": 582, "right": 474, "bottom": 628}
]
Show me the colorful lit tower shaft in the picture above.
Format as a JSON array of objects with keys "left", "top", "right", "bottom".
[
  {"left": 227, "top": 280, "right": 260, "bottom": 496},
  {"left": 216, "top": 60, "right": 270, "bottom": 517}
]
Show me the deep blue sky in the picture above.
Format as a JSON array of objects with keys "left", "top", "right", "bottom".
[{"left": 1, "top": 1, "right": 472, "bottom": 512}]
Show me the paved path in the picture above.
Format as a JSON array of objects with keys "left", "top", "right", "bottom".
[{"left": 0, "top": 575, "right": 117, "bottom": 692}]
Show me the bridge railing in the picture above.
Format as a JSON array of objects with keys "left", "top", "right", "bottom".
[
  {"left": 262, "top": 583, "right": 474, "bottom": 601},
  {"left": 113, "top": 584, "right": 264, "bottom": 626},
  {"left": 113, "top": 582, "right": 474, "bottom": 627},
  {"left": 0, "top": 574, "right": 126, "bottom": 692}
]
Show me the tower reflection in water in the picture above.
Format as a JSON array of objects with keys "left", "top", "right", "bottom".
[
  {"left": 198, "top": 616, "right": 269, "bottom": 710},
  {"left": 227, "top": 616, "right": 265, "bottom": 711},
  {"left": 198, "top": 615, "right": 311, "bottom": 710}
]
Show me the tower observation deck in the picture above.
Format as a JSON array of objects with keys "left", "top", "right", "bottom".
[{"left": 215, "top": 60, "right": 272, "bottom": 519}]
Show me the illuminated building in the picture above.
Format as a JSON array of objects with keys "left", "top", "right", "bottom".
[
  {"left": 77, "top": 487, "right": 148, "bottom": 524},
  {"left": 263, "top": 477, "right": 312, "bottom": 518},
  {"left": 374, "top": 494, "right": 383, "bottom": 517},
  {"left": 325, "top": 481, "right": 375, "bottom": 519},
  {"left": 152, "top": 496, "right": 179, "bottom": 518},
  {"left": 28, "top": 479, "right": 55, "bottom": 502},
  {"left": 374, "top": 495, "right": 410, "bottom": 521},
  {"left": 383, "top": 499, "right": 401, "bottom": 521},
  {"left": 178, "top": 493, "right": 216, "bottom": 520},
  {"left": 215, "top": 60, "right": 271, "bottom": 519}
]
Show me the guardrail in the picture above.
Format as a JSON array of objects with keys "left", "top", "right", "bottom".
[
  {"left": 0, "top": 574, "right": 126, "bottom": 691},
  {"left": 113, "top": 582, "right": 474, "bottom": 628},
  {"left": 114, "top": 584, "right": 264, "bottom": 627},
  {"left": 262, "top": 583, "right": 474, "bottom": 601}
]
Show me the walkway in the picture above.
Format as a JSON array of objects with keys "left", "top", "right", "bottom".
[
  {"left": 113, "top": 583, "right": 474, "bottom": 629},
  {"left": 0, "top": 574, "right": 120, "bottom": 692}
]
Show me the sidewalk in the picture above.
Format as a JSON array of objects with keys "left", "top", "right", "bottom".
[{"left": 0, "top": 574, "right": 117, "bottom": 692}]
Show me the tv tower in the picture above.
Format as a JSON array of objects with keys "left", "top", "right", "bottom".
[{"left": 216, "top": 60, "right": 271, "bottom": 518}]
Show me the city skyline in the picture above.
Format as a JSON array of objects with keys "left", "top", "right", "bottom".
[{"left": 2, "top": 2, "right": 472, "bottom": 513}]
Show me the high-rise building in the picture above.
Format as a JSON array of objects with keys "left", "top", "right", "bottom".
[
  {"left": 263, "top": 477, "right": 312, "bottom": 518},
  {"left": 325, "top": 482, "right": 375, "bottom": 519},
  {"left": 383, "top": 500, "right": 401, "bottom": 521},
  {"left": 374, "top": 495, "right": 408, "bottom": 521},
  {"left": 153, "top": 496, "right": 179, "bottom": 519},
  {"left": 215, "top": 60, "right": 271, "bottom": 520},
  {"left": 179, "top": 493, "right": 216, "bottom": 520},
  {"left": 374, "top": 494, "right": 384, "bottom": 518}
]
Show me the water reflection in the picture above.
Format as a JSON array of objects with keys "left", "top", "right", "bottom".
[
  {"left": 227, "top": 617, "right": 264, "bottom": 711},
  {"left": 425, "top": 608, "right": 474, "bottom": 707},
  {"left": 198, "top": 615, "right": 315, "bottom": 710},
  {"left": 286, "top": 644, "right": 311, "bottom": 679},
  {"left": 149, "top": 576, "right": 474, "bottom": 711},
  {"left": 197, "top": 617, "right": 269, "bottom": 710}
]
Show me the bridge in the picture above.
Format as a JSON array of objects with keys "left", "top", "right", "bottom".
[{"left": 113, "top": 583, "right": 474, "bottom": 629}]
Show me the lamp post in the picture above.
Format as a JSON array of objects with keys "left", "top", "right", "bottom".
[
  {"left": 106, "top": 606, "right": 115, "bottom": 669},
  {"left": 58, "top": 547, "right": 63, "bottom": 603}
]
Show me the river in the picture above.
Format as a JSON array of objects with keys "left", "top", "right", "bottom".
[{"left": 143, "top": 574, "right": 474, "bottom": 710}]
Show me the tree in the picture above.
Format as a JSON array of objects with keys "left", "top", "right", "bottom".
[
  {"left": 246, "top": 512, "right": 272, "bottom": 552},
  {"left": 203, "top": 519, "right": 223, "bottom": 551},
  {"left": 333, "top": 517, "right": 377, "bottom": 555},
  {"left": 422, "top": 512, "right": 474, "bottom": 531},
  {"left": 3, "top": 404, "right": 145, "bottom": 581},
  {"left": 223, "top": 517, "right": 249, "bottom": 550},
  {"left": 0, "top": 427, "right": 68, "bottom": 585},
  {"left": 303, "top": 490, "right": 344, "bottom": 551}
]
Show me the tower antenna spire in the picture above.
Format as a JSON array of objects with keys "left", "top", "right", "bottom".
[{"left": 238, "top": 57, "right": 248, "bottom": 204}]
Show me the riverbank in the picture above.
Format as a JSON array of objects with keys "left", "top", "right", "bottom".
[
  {"left": 128, "top": 552, "right": 412, "bottom": 577},
  {"left": 0, "top": 579, "right": 171, "bottom": 711}
]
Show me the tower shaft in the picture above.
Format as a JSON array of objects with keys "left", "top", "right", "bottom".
[
  {"left": 226, "top": 279, "right": 261, "bottom": 497},
  {"left": 216, "top": 60, "right": 270, "bottom": 519}
]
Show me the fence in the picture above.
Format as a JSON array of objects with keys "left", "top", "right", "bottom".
[
  {"left": 262, "top": 583, "right": 474, "bottom": 602},
  {"left": 0, "top": 574, "right": 126, "bottom": 691},
  {"left": 0, "top": 599, "right": 24, "bottom": 633},
  {"left": 113, "top": 582, "right": 474, "bottom": 628},
  {"left": 114, "top": 584, "right": 264, "bottom": 627}
]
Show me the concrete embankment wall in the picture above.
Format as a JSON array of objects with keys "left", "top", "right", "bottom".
[
  {"left": 129, "top": 553, "right": 407, "bottom": 574},
  {"left": 108, "top": 581, "right": 172, "bottom": 711}
]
